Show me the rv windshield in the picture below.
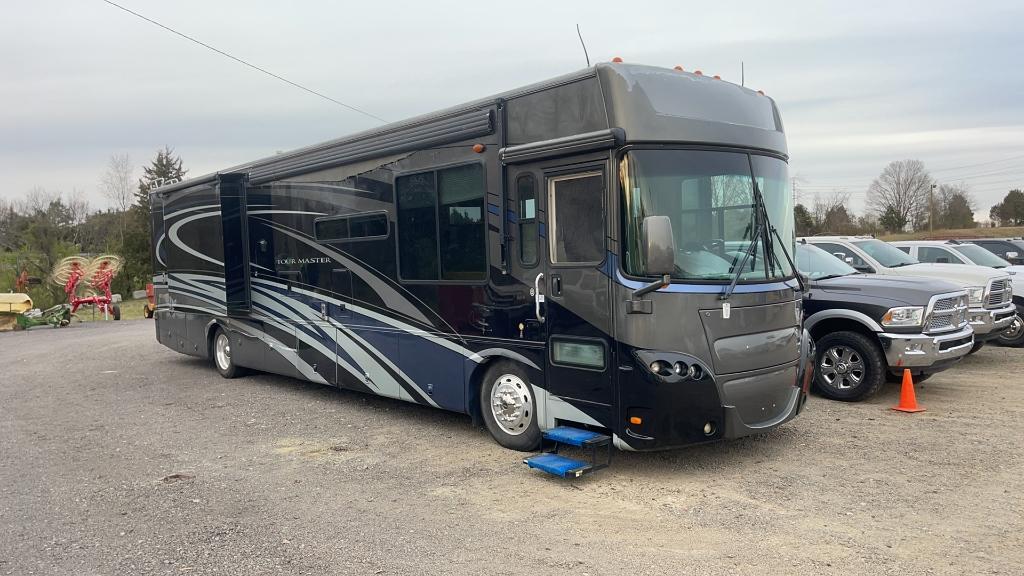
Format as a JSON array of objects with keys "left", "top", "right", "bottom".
[{"left": 620, "top": 149, "right": 795, "bottom": 282}]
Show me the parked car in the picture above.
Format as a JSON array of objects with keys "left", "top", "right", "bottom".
[
  {"left": 959, "top": 238, "right": 1024, "bottom": 266},
  {"left": 799, "top": 236, "right": 1014, "bottom": 352},
  {"left": 797, "top": 243, "right": 973, "bottom": 401},
  {"left": 892, "top": 240, "right": 1024, "bottom": 347}
]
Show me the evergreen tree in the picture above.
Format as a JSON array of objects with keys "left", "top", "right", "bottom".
[{"left": 135, "top": 146, "right": 187, "bottom": 213}]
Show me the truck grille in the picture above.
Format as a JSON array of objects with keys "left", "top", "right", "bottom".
[
  {"left": 986, "top": 279, "right": 1011, "bottom": 309},
  {"left": 925, "top": 293, "right": 969, "bottom": 334}
]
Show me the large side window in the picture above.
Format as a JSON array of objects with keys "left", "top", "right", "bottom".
[
  {"left": 517, "top": 174, "right": 538, "bottom": 266},
  {"left": 549, "top": 172, "right": 604, "bottom": 264},
  {"left": 396, "top": 164, "right": 486, "bottom": 281},
  {"left": 315, "top": 212, "right": 388, "bottom": 242}
]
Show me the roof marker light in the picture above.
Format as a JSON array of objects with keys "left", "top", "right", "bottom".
[
  {"left": 694, "top": 70, "right": 703, "bottom": 76},
  {"left": 757, "top": 90, "right": 765, "bottom": 95},
  {"left": 472, "top": 143, "right": 486, "bottom": 153},
  {"left": 612, "top": 56, "right": 623, "bottom": 63},
  {"left": 673, "top": 65, "right": 684, "bottom": 71},
  {"left": 713, "top": 74, "right": 721, "bottom": 80}
]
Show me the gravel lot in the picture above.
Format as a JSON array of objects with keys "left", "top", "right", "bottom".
[{"left": 1, "top": 320, "right": 1021, "bottom": 575}]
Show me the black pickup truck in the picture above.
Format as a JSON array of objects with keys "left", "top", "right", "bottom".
[{"left": 797, "top": 243, "right": 975, "bottom": 401}]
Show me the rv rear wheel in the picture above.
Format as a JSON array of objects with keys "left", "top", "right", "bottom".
[
  {"left": 479, "top": 361, "right": 541, "bottom": 451},
  {"left": 111, "top": 305, "right": 121, "bottom": 321},
  {"left": 211, "top": 327, "right": 242, "bottom": 378},
  {"left": 812, "top": 331, "right": 885, "bottom": 401}
]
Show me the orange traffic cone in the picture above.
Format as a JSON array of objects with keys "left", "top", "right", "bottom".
[{"left": 891, "top": 368, "right": 925, "bottom": 413}]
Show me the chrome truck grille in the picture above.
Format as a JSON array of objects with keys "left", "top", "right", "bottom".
[
  {"left": 986, "top": 279, "right": 1011, "bottom": 309},
  {"left": 924, "top": 292, "right": 969, "bottom": 334}
]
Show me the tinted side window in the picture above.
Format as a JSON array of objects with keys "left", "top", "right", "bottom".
[
  {"left": 315, "top": 212, "right": 388, "bottom": 242},
  {"left": 517, "top": 174, "right": 538, "bottom": 266},
  {"left": 438, "top": 164, "right": 485, "bottom": 280},
  {"left": 549, "top": 173, "right": 604, "bottom": 264},
  {"left": 918, "top": 246, "right": 963, "bottom": 264},
  {"left": 397, "top": 172, "right": 438, "bottom": 280},
  {"left": 896, "top": 246, "right": 911, "bottom": 254},
  {"left": 396, "top": 164, "right": 486, "bottom": 281}
]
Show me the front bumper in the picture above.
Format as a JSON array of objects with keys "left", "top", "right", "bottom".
[
  {"left": 616, "top": 330, "right": 812, "bottom": 451},
  {"left": 879, "top": 324, "right": 974, "bottom": 371},
  {"left": 968, "top": 303, "right": 1017, "bottom": 340}
]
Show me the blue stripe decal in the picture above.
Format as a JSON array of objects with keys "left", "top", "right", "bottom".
[
  {"left": 506, "top": 210, "right": 518, "bottom": 224},
  {"left": 538, "top": 222, "right": 547, "bottom": 238},
  {"left": 487, "top": 203, "right": 501, "bottom": 216}
]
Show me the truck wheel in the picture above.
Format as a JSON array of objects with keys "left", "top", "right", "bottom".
[
  {"left": 479, "top": 361, "right": 541, "bottom": 452},
  {"left": 968, "top": 341, "right": 985, "bottom": 355},
  {"left": 211, "top": 327, "right": 242, "bottom": 378},
  {"left": 996, "top": 311, "right": 1024, "bottom": 347},
  {"left": 813, "top": 331, "right": 886, "bottom": 401}
]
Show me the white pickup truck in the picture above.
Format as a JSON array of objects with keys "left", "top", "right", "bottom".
[
  {"left": 800, "top": 236, "right": 1015, "bottom": 352},
  {"left": 891, "top": 240, "right": 1024, "bottom": 347}
]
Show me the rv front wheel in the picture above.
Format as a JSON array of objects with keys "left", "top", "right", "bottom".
[
  {"left": 211, "top": 327, "right": 242, "bottom": 378},
  {"left": 479, "top": 361, "right": 541, "bottom": 451}
]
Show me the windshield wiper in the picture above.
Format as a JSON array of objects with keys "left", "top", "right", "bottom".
[
  {"left": 721, "top": 218, "right": 764, "bottom": 301},
  {"left": 889, "top": 262, "right": 914, "bottom": 268},
  {"left": 815, "top": 273, "right": 851, "bottom": 281}
]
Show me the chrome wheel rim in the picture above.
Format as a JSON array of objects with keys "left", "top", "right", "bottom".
[
  {"left": 1000, "top": 315, "right": 1023, "bottom": 341},
  {"left": 819, "top": 345, "right": 865, "bottom": 390},
  {"left": 215, "top": 333, "right": 231, "bottom": 371},
  {"left": 490, "top": 374, "right": 533, "bottom": 435}
]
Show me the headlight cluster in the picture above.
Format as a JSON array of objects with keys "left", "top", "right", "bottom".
[
  {"left": 881, "top": 306, "right": 924, "bottom": 327},
  {"left": 966, "top": 286, "right": 986, "bottom": 306}
]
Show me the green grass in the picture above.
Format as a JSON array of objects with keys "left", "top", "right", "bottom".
[
  {"left": 75, "top": 298, "right": 150, "bottom": 322},
  {"left": 878, "top": 226, "right": 1024, "bottom": 242}
]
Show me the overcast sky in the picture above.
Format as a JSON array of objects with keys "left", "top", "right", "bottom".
[{"left": 2, "top": 0, "right": 1022, "bottom": 220}]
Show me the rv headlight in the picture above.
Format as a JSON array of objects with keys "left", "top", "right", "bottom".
[
  {"left": 966, "top": 286, "right": 985, "bottom": 306},
  {"left": 881, "top": 306, "right": 924, "bottom": 327}
]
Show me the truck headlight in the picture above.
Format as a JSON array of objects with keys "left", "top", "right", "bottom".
[
  {"left": 881, "top": 306, "right": 924, "bottom": 327},
  {"left": 966, "top": 286, "right": 985, "bottom": 306}
]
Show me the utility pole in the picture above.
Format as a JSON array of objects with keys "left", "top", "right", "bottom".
[{"left": 929, "top": 183, "right": 937, "bottom": 234}]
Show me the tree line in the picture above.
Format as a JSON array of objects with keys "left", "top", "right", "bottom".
[
  {"left": 0, "top": 147, "right": 186, "bottom": 308},
  {"left": 795, "top": 158, "right": 1021, "bottom": 236}
]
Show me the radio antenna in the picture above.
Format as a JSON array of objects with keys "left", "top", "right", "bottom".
[
  {"left": 741, "top": 61, "right": 745, "bottom": 86},
  {"left": 576, "top": 24, "right": 591, "bottom": 67}
]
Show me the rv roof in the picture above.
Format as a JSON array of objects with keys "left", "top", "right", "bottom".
[{"left": 153, "top": 62, "right": 784, "bottom": 196}]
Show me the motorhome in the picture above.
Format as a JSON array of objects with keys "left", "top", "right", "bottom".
[{"left": 150, "top": 63, "right": 812, "bottom": 461}]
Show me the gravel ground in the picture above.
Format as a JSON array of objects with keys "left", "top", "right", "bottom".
[{"left": 1, "top": 320, "right": 1021, "bottom": 575}]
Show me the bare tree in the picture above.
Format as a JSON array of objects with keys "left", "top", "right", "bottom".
[
  {"left": 811, "top": 190, "right": 850, "bottom": 231},
  {"left": 66, "top": 188, "right": 91, "bottom": 246},
  {"left": 866, "top": 160, "right": 932, "bottom": 232},
  {"left": 100, "top": 153, "right": 134, "bottom": 248}
]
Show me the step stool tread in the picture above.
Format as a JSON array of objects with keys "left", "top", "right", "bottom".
[
  {"left": 524, "top": 453, "right": 591, "bottom": 478},
  {"left": 543, "top": 426, "right": 609, "bottom": 447}
]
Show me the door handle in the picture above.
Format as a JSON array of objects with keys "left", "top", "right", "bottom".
[
  {"left": 551, "top": 274, "right": 562, "bottom": 297},
  {"left": 534, "top": 273, "right": 546, "bottom": 323},
  {"left": 320, "top": 301, "right": 328, "bottom": 320}
]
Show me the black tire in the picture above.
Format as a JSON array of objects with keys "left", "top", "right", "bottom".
[
  {"left": 968, "top": 341, "right": 985, "bottom": 355},
  {"left": 478, "top": 361, "right": 542, "bottom": 451},
  {"left": 210, "top": 327, "right": 242, "bottom": 378},
  {"left": 995, "top": 310, "right": 1024, "bottom": 348},
  {"left": 812, "top": 331, "right": 886, "bottom": 401},
  {"left": 111, "top": 304, "right": 121, "bottom": 321}
]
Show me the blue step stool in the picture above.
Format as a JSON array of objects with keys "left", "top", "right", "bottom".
[{"left": 523, "top": 426, "right": 612, "bottom": 479}]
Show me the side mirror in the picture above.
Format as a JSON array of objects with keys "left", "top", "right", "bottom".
[
  {"left": 844, "top": 257, "right": 854, "bottom": 264},
  {"left": 1007, "top": 251, "right": 1019, "bottom": 259},
  {"left": 641, "top": 215, "right": 676, "bottom": 276},
  {"left": 832, "top": 251, "right": 847, "bottom": 260},
  {"left": 852, "top": 264, "right": 874, "bottom": 273}
]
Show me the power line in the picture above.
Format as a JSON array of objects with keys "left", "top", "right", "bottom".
[
  {"left": 929, "top": 152, "right": 1024, "bottom": 174},
  {"left": 98, "top": 0, "right": 388, "bottom": 123}
]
